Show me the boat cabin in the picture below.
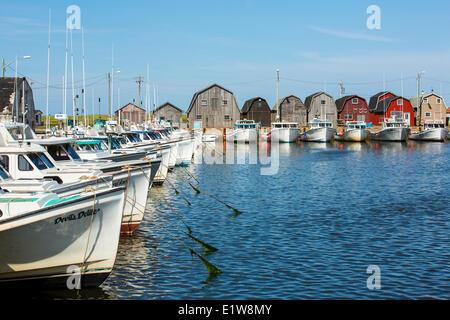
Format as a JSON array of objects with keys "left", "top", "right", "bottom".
[
  {"left": 346, "top": 121, "right": 367, "bottom": 130},
  {"left": 309, "top": 119, "right": 333, "bottom": 128},
  {"left": 234, "top": 120, "right": 258, "bottom": 129},
  {"left": 271, "top": 122, "right": 299, "bottom": 129}
]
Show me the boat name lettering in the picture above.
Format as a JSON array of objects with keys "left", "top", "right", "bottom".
[{"left": 54, "top": 208, "right": 101, "bottom": 224}]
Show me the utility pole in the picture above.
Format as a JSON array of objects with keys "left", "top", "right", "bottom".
[
  {"left": 136, "top": 75, "right": 144, "bottom": 109},
  {"left": 108, "top": 72, "right": 111, "bottom": 122},
  {"left": 276, "top": 69, "right": 280, "bottom": 121},
  {"left": 338, "top": 81, "right": 345, "bottom": 98},
  {"left": 1, "top": 58, "right": 5, "bottom": 77},
  {"left": 417, "top": 71, "right": 425, "bottom": 125}
]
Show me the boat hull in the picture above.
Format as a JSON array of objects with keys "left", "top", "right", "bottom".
[
  {"left": 0, "top": 188, "right": 124, "bottom": 289},
  {"left": 109, "top": 166, "right": 151, "bottom": 234},
  {"left": 335, "top": 129, "right": 370, "bottom": 142},
  {"left": 228, "top": 129, "right": 258, "bottom": 143},
  {"left": 370, "top": 127, "right": 410, "bottom": 141},
  {"left": 270, "top": 128, "right": 300, "bottom": 143},
  {"left": 153, "top": 148, "right": 171, "bottom": 186},
  {"left": 300, "top": 127, "right": 335, "bottom": 142},
  {"left": 409, "top": 128, "right": 448, "bottom": 142},
  {"left": 167, "top": 142, "right": 178, "bottom": 169},
  {"left": 175, "top": 139, "right": 194, "bottom": 167}
]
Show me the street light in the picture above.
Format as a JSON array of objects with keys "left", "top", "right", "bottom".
[{"left": 2, "top": 55, "right": 31, "bottom": 77}]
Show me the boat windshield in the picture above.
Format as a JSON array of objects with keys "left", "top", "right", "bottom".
[
  {"left": 64, "top": 144, "right": 81, "bottom": 160},
  {"left": 27, "top": 153, "right": 49, "bottom": 170},
  {"left": 0, "top": 165, "right": 9, "bottom": 179},
  {"left": 38, "top": 153, "right": 55, "bottom": 168}
]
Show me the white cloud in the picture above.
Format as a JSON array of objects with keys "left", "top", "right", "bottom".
[{"left": 307, "top": 25, "right": 395, "bottom": 42}]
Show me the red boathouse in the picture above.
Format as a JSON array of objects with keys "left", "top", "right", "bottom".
[
  {"left": 368, "top": 92, "right": 415, "bottom": 126},
  {"left": 335, "top": 95, "right": 371, "bottom": 123}
]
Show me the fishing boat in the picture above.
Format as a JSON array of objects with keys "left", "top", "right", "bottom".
[
  {"left": 227, "top": 120, "right": 259, "bottom": 143},
  {"left": 268, "top": 122, "right": 300, "bottom": 143},
  {"left": 334, "top": 121, "right": 371, "bottom": 142},
  {"left": 370, "top": 118, "right": 410, "bottom": 142},
  {"left": 0, "top": 185, "right": 125, "bottom": 289},
  {"left": 299, "top": 118, "right": 335, "bottom": 142},
  {"left": 409, "top": 121, "right": 448, "bottom": 142},
  {"left": 0, "top": 136, "right": 153, "bottom": 235}
]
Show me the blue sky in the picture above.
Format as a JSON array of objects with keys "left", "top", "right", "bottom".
[{"left": 1, "top": 0, "right": 450, "bottom": 115}]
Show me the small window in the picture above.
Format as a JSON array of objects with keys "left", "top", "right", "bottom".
[
  {"left": 224, "top": 115, "right": 230, "bottom": 120},
  {"left": 18, "top": 155, "right": 33, "bottom": 171},
  {"left": 196, "top": 115, "right": 203, "bottom": 120},
  {"left": 222, "top": 100, "right": 228, "bottom": 105},
  {"left": 257, "top": 102, "right": 262, "bottom": 107},
  {"left": 0, "top": 155, "right": 9, "bottom": 172},
  {"left": 28, "top": 153, "right": 48, "bottom": 170},
  {"left": 437, "top": 98, "right": 441, "bottom": 104},
  {"left": 424, "top": 98, "right": 428, "bottom": 103},
  {"left": 160, "top": 117, "right": 165, "bottom": 121},
  {"left": 344, "top": 114, "right": 353, "bottom": 120},
  {"left": 425, "top": 112, "right": 431, "bottom": 117},
  {"left": 201, "top": 99, "right": 208, "bottom": 106},
  {"left": 398, "top": 100, "right": 403, "bottom": 106},
  {"left": 321, "top": 100, "right": 326, "bottom": 105},
  {"left": 352, "top": 98, "right": 358, "bottom": 104}
]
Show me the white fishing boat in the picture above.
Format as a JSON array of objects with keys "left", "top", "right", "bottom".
[
  {"left": 227, "top": 120, "right": 259, "bottom": 143},
  {"left": 0, "top": 185, "right": 125, "bottom": 288},
  {"left": 0, "top": 133, "right": 152, "bottom": 235},
  {"left": 299, "top": 118, "right": 335, "bottom": 142},
  {"left": 370, "top": 118, "right": 410, "bottom": 142},
  {"left": 334, "top": 121, "right": 371, "bottom": 142},
  {"left": 409, "top": 121, "right": 448, "bottom": 142},
  {"left": 269, "top": 122, "right": 300, "bottom": 143}
]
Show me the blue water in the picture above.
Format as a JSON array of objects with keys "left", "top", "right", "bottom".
[{"left": 44, "top": 141, "right": 450, "bottom": 299}]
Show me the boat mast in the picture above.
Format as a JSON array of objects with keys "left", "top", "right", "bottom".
[
  {"left": 45, "top": 9, "right": 51, "bottom": 134},
  {"left": 64, "top": 27, "right": 68, "bottom": 130},
  {"left": 276, "top": 69, "right": 280, "bottom": 122},
  {"left": 70, "top": 28, "right": 76, "bottom": 128},
  {"left": 81, "top": 27, "right": 87, "bottom": 128}
]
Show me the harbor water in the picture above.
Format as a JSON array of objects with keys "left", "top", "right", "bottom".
[{"left": 38, "top": 141, "right": 449, "bottom": 299}]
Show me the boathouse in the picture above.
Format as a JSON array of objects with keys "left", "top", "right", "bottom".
[
  {"left": 410, "top": 93, "right": 447, "bottom": 125},
  {"left": 368, "top": 92, "right": 415, "bottom": 126},
  {"left": 304, "top": 92, "right": 337, "bottom": 123},
  {"left": 241, "top": 97, "right": 271, "bottom": 127},
  {"left": 447, "top": 107, "right": 450, "bottom": 126},
  {"left": 0, "top": 77, "right": 36, "bottom": 128},
  {"left": 335, "top": 95, "right": 371, "bottom": 123},
  {"left": 152, "top": 102, "right": 183, "bottom": 127},
  {"left": 115, "top": 103, "right": 146, "bottom": 126},
  {"left": 272, "top": 95, "right": 307, "bottom": 125},
  {"left": 187, "top": 83, "right": 240, "bottom": 128}
]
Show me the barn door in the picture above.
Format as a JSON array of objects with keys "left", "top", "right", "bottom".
[{"left": 404, "top": 113, "right": 410, "bottom": 126}]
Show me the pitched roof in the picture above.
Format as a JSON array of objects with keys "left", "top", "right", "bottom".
[
  {"left": 0, "top": 77, "right": 26, "bottom": 113},
  {"left": 154, "top": 102, "right": 183, "bottom": 113},
  {"left": 304, "top": 92, "right": 334, "bottom": 110},
  {"left": 410, "top": 93, "right": 444, "bottom": 109},
  {"left": 335, "top": 95, "right": 366, "bottom": 113},
  {"left": 115, "top": 103, "right": 146, "bottom": 113},
  {"left": 272, "top": 95, "right": 304, "bottom": 111},
  {"left": 187, "top": 83, "right": 235, "bottom": 114},
  {"left": 368, "top": 91, "right": 391, "bottom": 112},
  {"left": 241, "top": 97, "right": 268, "bottom": 114},
  {"left": 370, "top": 95, "right": 409, "bottom": 114}
]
